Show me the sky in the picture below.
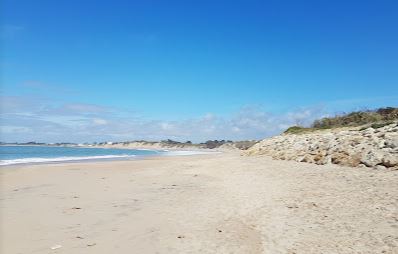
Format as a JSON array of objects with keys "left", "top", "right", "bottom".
[{"left": 1, "top": 0, "right": 398, "bottom": 143}]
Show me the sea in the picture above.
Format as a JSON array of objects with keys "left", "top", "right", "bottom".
[{"left": 0, "top": 145, "right": 165, "bottom": 166}]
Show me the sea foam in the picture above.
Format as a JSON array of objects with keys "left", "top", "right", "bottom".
[{"left": 0, "top": 155, "right": 136, "bottom": 166}]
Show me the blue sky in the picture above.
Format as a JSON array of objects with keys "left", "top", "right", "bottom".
[{"left": 1, "top": 0, "right": 398, "bottom": 142}]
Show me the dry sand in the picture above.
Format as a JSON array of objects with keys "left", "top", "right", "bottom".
[{"left": 1, "top": 153, "right": 397, "bottom": 253}]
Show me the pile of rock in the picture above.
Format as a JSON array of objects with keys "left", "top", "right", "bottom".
[{"left": 245, "top": 122, "right": 398, "bottom": 170}]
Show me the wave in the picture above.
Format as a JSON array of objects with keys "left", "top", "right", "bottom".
[{"left": 0, "top": 155, "right": 136, "bottom": 166}]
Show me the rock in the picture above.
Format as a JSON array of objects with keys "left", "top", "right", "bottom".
[
  {"left": 384, "top": 136, "right": 398, "bottom": 148},
  {"left": 244, "top": 121, "right": 398, "bottom": 169},
  {"left": 360, "top": 151, "right": 384, "bottom": 167},
  {"left": 381, "top": 155, "right": 398, "bottom": 167},
  {"left": 331, "top": 151, "right": 346, "bottom": 161},
  {"left": 298, "top": 154, "right": 314, "bottom": 163},
  {"left": 331, "top": 152, "right": 361, "bottom": 167},
  {"left": 313, "top": 153, "right": 326, "bottom": 164},
  {"left": 375, "top": 165, "right": 387, "bottom": 170}
]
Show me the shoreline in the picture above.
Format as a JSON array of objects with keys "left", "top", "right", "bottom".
[{"left": 0, "top": 146, "right": 223, "bottom": 167}]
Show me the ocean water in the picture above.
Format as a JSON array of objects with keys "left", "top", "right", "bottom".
[{"left": 0, "top": 146, "right": 163, "bottom": 166}]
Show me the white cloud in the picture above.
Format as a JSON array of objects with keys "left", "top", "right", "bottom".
[
  {"left": 0, "top": 95, "right": 326, "bottom": 143},
  {"left": 160, "top": 122, "right": 173, "bottom": 130},
  {"left": 92, "top": 118, "right": 108, "bottom": 125},
  {"left": 1, "top": 125, "right": 31, "bottom": 134}
]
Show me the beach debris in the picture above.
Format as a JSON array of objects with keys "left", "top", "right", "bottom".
[
  {"left": 177, "top": 235, "right": 185, "bottom": 239},
  {"left": 161, "top": 186, "right": 176, "bottom": 190},
  {"left": 76, "top": 236, "right": 84, "bottom": 239},
  {"left": 71, "top": 207, "right": 82, "bottom": 210},
  {"left": 50, "top": 244, "right": 62, "bottom": 250},
  {"left": 217, "top": 229, "right": 223, "bottom": 233},
  {"left": 87, "top": 243, "right": 96, "bottom": 247}
]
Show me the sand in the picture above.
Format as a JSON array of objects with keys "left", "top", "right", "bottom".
[{"left": 1, "top": 152, "right": 397, "bottom": 253}]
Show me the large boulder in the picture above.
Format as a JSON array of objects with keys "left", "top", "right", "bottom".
[
  {"left": 381, "top": 154, "right": 398, "bottom": 167},
  {"left": 331, "top": 152, "right": 361, "bottom": 167},
  {"left": 360, "top": 151, "right": 385, "bottom": 167},
  {"left": 384, "top": 135, "right": 398, "bottom": 149}
]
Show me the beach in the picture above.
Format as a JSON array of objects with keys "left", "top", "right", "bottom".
[{"left": 1, "top": 152, "right": 397, "bottom": 253}]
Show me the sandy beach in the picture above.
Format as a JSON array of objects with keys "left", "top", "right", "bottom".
[{"left": 1, "top": 152, "right": 397, "bottom": 254}]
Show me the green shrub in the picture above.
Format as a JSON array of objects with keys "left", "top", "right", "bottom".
[
  {"left": 311, "top": 107, "right": 397, "bottom": 129},
  {"left": 284, "top": 107, "right": 398, "bottom": 134},
  {"left": 370, "top": 121, "right": 394, "bottom": 129},
  {"left": 284, "top": 126, "right": 312, "bottom": 134}
]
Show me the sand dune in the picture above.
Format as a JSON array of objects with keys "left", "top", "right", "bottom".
[{"left": 1, "top": 153, "right": 397, "bottom": 253}]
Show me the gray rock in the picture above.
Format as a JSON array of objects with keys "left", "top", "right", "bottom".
[
  {"left": 384, "top": 136, "right": 398, "bottom": 148},
  {"left": 375, "top": 165, "right": 387, "bottom": 170},
  {"left": 381, "top": 154, "right": 398, "bottom": 167},
  {"left": 361, "top": 151, "right": 384, "bottom": 167}
]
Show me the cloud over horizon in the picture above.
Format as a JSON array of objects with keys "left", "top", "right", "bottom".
[{"left": 0, "top": 95, "right": 326, "bottom": 143}]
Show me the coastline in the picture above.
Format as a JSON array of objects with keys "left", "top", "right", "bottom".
[{"left": 1, "top": 152, "right": 397, "bottom": 253}]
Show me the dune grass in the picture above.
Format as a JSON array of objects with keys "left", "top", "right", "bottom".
[{"left": 284, "top": 107, "right": 398, "bottom": 134}]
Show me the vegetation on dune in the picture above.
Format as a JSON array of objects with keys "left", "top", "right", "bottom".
[
  {"left": 283, "top": 126, "right": 314, "bottom": 134},
  {"left": 284, "top": 107, "right": 398, "bottom": 134},
  {"left": 312, "top": 107, "right": 398, "bottom": 128},
  {"left": 369, "top": 121, "right": 395, "bottom": 129}
]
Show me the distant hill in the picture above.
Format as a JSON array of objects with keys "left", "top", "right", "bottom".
[{"left": 95, "top": 139, "right": 258, "bottom": 151}]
